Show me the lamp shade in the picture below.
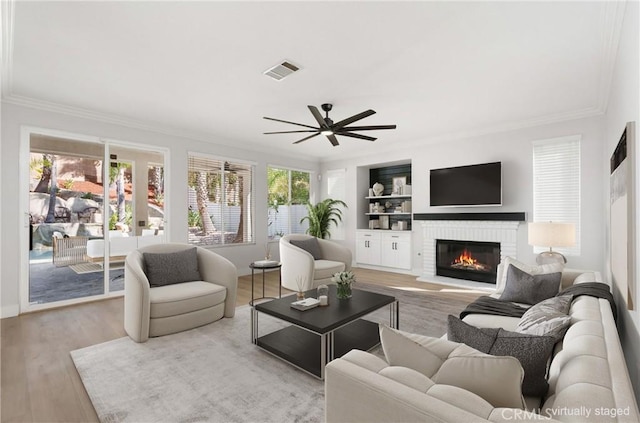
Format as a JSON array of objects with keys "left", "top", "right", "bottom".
[{"left": 528, "top": 222, "right": 576, "bottom": 248}]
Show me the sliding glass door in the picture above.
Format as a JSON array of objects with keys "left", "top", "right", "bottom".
[{"left": 25, "top": 131, "right": 167, "bottom": 311}]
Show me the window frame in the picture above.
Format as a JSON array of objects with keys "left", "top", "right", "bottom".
[{"left": 187, "top": 152, "right": 255, "bottom": 247}]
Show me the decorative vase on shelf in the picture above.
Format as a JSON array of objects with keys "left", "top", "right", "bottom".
[
  {"left": 332, "top": 271, "right": 355, "bottom": 300},
  {"left": 372, "top": 182, "right": 384, "bottom": 197}
]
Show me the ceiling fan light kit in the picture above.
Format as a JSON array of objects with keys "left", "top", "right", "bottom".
[{"left": 263, "top": 103, "right": 396, "bottom": 146}]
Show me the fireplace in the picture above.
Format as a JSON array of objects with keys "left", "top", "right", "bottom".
[{"left": 436, "top": 239, "right": 501, "bottom": 284}]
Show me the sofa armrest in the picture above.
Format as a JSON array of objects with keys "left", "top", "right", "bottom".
[
  {"left": 197, "top": 248, "right": 238, "bottom": 318},
  {"left": 279, "top": 239, "right": 315, "bottom": 291},
  {"left": 124, "top": 250, "right": 152, "bottom": 342}
]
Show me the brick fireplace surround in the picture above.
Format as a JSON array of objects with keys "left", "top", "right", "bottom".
[{"left": 413, "top": 213, "right": 525, "bottom": 285}]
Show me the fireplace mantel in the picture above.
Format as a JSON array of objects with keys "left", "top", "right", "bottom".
[{"left": 413, "top": 212, "right": 525, "bottom": 221}]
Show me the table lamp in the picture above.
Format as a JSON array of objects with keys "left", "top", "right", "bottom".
[{"left": 528, "top": 221, "right": 576, "bottom": 264}]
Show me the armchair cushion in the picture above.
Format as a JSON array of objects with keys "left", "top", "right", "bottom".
[
  {"left": 290, "top": 238, "right": 322, "bottom": 260},
  {"left": 143, "top": 247, "right": 202, "bottom": 287},
  {"left": 314, "top": 260, "right": 346, "bottom": 280},
  {"left": 149, "top": 281, "right": 227, "bottom": 318}
]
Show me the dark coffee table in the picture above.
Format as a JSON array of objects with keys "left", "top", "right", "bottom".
[{"left": 251, "top": 285, "right": 398, "bottom": 379}]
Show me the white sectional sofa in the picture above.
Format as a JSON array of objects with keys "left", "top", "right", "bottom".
[{"left": 325, "top": 268, "right": 639, "bottom": 422}]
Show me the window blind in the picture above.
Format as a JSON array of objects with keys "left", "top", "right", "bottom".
[
  {"left": 532, "top": 136, "right": 581, "bottom": 256},
  {"left": 188, "top": 154, "right": 254, "bottom": 245}
]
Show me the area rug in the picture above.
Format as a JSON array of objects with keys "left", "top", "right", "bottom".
[
  {"left": 71, "top": 284, "right": 483, "bottom": 422},
  {"left": 70, "top": 262, "right": 124, "bottom": 274}
]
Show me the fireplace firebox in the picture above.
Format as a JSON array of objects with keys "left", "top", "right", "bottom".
[{"left": 435, "top": 239, "right": 500, "bottom": 284}]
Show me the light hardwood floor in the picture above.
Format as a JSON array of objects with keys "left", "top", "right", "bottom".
[{"left": 0, "top": 267, "right": 481, "bottom": 422}]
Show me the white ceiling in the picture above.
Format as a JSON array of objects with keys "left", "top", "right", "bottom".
[{"left": 2, "top": 1, "right": 623, "bottom": 161}]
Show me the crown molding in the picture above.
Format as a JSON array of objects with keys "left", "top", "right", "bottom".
[
  {"left": 2, "top": 94, "right": 319, "bottom": 163},
  {"left": 596, "top": 0, "right": 627, "bottom": 114},
  {"left": 318, "top": 105, "right": 604, "bottom": 163},
  {"left": 1, "top": 0, "right": 15, "bottom": 97}
]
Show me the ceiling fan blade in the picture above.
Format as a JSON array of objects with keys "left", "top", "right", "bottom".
[
  {"left": 293, "top": 133, "right": 321, "bottom": 144},
  {"left": 326, "top": 134, "right": 340, "bottom": 146},
  {"left": 332, "top": 109, "right": 376, "bottom": 129},
  {"left": 263, "top": 116, "right": 318, "bottom": 130},
  {"left": 338, "top": 125, "right": 397, "bottom": 131},
  {"left": 337, "top": 132, "right": 377, "bottom": 142},
  {"left": 308, "top": 105, "right": 330, "bottom": 129},
  {"left": 264, "top": 130, "right": 318, "bottom": 134}
]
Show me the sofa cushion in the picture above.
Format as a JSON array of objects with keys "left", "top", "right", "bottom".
[
  {"left": 496, "top": 257, "right": 564, "bottom": 295},
  {"left": 149, "top": 281, "right": 226, "bottom": 318},
  {"left": 499, "top": 264, "right": 562, "bottom": 305},
  {"left": 290, "top": 238, "right": 322, "bottom": 260},
  {"left": 379, "top": 325, "right": 525, "bottom": 409},
  {"left": 143, "top": 247, "right": 202, "bottom": 287},
  {"left": 515, "top": 295, "right": 572, "bottom": 340},
  {"left": 314, "top": 259, "right": 346, "bottom": 280},
  {"left": 448, "top": 316, "right": 555, "bottom": 397}
]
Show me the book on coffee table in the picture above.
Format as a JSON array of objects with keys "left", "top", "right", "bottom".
[{"left": 290, "top": 298, "right": 320, "bottom": 311}]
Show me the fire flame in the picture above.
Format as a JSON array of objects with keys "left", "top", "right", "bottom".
[{"left": 453, "top": 249, "right": 478, "bottom": 267}]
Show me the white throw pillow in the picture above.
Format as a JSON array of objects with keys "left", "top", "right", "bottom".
[
  {"left": 495, "top": 257, "right": 564, "bottom": 295},
  {"left": 379, "top": 325, "right": 526, "bottom": 409}
]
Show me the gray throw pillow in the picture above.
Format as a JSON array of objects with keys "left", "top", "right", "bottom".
[
  {"left": 499, "top": 264, "right": 562, "bottom": 305},
  {"left": 448, "top": 316, "right": 555, "bottom": 397},
  {"left": 143, "top": 248, "right": 202, "bottom": 287},
  {"left": 447, "top": 315, "right": 500, "bottom": 352},
  {"left": 515, "top": 295, "right": 573, "bottom": 340},
  {"left": 290, "top": 238, "right": 322, "bottom": 260}
]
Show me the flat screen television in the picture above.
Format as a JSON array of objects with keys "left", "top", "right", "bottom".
[{"left": 430, "top": 162, "right": 502, "bottom": 207}]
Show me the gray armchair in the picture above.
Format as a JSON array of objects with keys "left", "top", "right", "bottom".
[
  {"left": 124, "top": 243, "right": 237, "bottom": 343},
  {"left": 279, "top": 234, "right": 352, "bottom": 291}
]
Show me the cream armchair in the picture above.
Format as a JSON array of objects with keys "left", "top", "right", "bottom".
[
  {"left": 124, "top": 243, "right": 237, "bottom": 343},
  {"left": 280, "top": 234, "right": 352, "bottom": 291}
]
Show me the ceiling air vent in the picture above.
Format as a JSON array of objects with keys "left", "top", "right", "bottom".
[{"left": 263, "top": 60, "right": 300, "bottom": 81}]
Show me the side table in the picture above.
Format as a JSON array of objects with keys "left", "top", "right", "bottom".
[{"left": 249, "top": 261, "right": 282, "bottom": 306}]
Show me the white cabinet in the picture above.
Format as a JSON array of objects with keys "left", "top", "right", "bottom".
[
  {"left": 356, "top": 231, "right": 381, "bottom": 265},
  {"left": 356, "top": 230, "right": 411, "bottom": 270},
  {"left": 381, "top": 232, "right": 412, "bottom": 270}
]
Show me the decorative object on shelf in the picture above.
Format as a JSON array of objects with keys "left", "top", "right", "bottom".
[
  {"left": 391, "top": 223, "right": 399, "bottom": 231},
  {"left": 369, "top": 219, "right": 380, "bottom": 229},
  {"left": 392, "top": 176, "right": 407, "bottom": 195},
  {"left": 403, "top": 184, "right": 412, "bottom": 195},
  {"left": 380, "top": 215, "right": 390, "bottom": 230},
  {"left": 295, "top": 275, "right": 306, "bottom": 300},
  {"left": 332, "top": 271, "right": 355, "bottom": 299},
  {"left": 528, "top": 221, "right": 576, "bottom": 264},
  {"left": 372, "top": 182, "right": 384, "bottom": 196},
  {"left": 317, "top": 284, "right": 329, "bottom": 306},
  {"left": 385, "top": 201, "right": 392, "bottom": 209},
  {"left": 368, "top": 188, "right": 375, "bottom": 197},
  {"left": 398, "top": 221, "right": 408, "bottom": 231},
  {"left": 402, "top": 200, "right": 412, "bottom": 212},
  {"left": 301, "top": 198, "right": 347, "bottom": 239}
]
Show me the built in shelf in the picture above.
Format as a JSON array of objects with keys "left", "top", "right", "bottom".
[
  {"left": 365, "top": 195, "right": 412, "bottom": 200},
  {"left": 413, "top": 212, "right": 526, "bottom": 221}
]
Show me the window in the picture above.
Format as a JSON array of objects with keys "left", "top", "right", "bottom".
[
  {"left": 532, "top": 135, "right": 581, "bottom": 255},
  {"left": 267, "top": 166, "right": 310, "bottom": 239},
  {"left": 188, "top": 154, "right": 254, "bottom": 246}
]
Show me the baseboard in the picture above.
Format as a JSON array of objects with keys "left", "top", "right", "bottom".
[
  {"left": 1, "top": 303, "right": 20, "bottom": 318},
  {"left": 353, "top": 264, "right": 418, "bottom": 276}
]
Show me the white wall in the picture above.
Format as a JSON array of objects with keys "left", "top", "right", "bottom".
[
  {"left": 0, "top": 103, "right": 320, "bottom": 317},
  {"left": 604, "top": 0, "right": 640, "bottom": 401},
  {"left": 321, "top": 114, "right": 606, "bottom": 276}
]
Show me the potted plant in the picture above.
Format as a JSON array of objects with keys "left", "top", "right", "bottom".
[{"left": 300, "top": 198, "right": 347, "bottom": 239}]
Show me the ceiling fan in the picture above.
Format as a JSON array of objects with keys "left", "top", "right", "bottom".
[{"left": 263, "top": 103, "right": 396, "bottom": 147}]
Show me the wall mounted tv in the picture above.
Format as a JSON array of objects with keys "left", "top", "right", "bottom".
[{"left": 430, "top": 162, "right": 502, "bottom": 207}]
